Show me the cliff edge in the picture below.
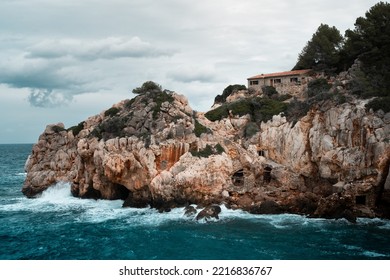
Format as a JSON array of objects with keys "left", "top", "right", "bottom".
[{"left": 23, "top": 81, "right": 390, "bottom": 221}]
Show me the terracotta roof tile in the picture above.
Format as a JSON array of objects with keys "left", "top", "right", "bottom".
[{"left": 247, "top": 69, "right": 312, "bottom": 80}]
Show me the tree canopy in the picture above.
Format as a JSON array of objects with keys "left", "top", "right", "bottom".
[
  {"left": 292, "top": 2, "right": 390, "bottom": 103},
  {"left": 344, "top": 1, "right": 390, "bottom": 98},
  {"left": 293, "top": 24, "right": 343, "bottom": 74}
]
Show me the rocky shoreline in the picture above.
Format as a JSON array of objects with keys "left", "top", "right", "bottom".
[{"left": 23, "top": 83, "right": 390, "bottom": 222}]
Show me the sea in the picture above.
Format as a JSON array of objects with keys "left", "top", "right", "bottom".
[{"left": 0, "top": 144, "right": 389, "bottom": 260}]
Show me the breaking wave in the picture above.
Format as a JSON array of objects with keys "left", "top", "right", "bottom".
[{"left": 1, "top": 180, "right": 389, "bottom": 259}]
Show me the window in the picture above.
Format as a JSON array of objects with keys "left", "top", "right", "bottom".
[
  {"left": 290, "top": 77, "right": 298, "bottom": 83},
  {"left": 273, "top": 78, "right": 281, "bottom": 84},
  {"left": 250, "top": 80, "right": 259, "bottom": 85},
  {"left": 258, "top": 150, "right": 265, "bottom": 157}
]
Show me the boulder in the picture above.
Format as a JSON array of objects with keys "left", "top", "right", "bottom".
[
  {"left": 184, "top": 205, "right": 197, "bottom": 217},
  {"left": 196, "top": 205, "right": 222, "bottom": 221},
  {"left": 248, "top": 200, "right": 283, "bottom": 214}
]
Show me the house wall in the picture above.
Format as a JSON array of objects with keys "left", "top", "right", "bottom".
[{"left": 248, "top": 75, "right": 309, "bottom": 97}]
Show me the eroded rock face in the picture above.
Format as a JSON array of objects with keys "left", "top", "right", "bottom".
[{"left": 23, "top": 89, "right": 390, "bottom": 220}]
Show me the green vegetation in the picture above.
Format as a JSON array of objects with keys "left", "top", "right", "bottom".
[
  {"left": 124, "top": 98, "right": 136, "bottom": 110},
  {"left": 293, "top": 2, "right": 390, "bottom": 98},
  {"left": 132, "top": 81, "right": 162, "bottom": 95},
  {"left": 190, "top": 144, "right": 224, "bottom": 158},
  {"left": 194, "top": 119, "right": 210, "bottom": 137},
  {"left": 244, "top": 122, "right": 259, "bottom": 138},
  {"left": 365, "top": 97, "right": 390, "bottom": 113},
  {"left": 307, "top": 78, "right": 332, "bottom": 97},
  {"left": 67, "top": 121, "right": 85, "bottom": 136},
  {"left": 214, "top": 84, "right": 247, "bottom": 104},
  {"left": 293, "top": 24, "right": 343, "bottom": 74},
  {"left": 52, "top": 125, "right": 66, "bottom": 133},
  {"left": 215, "top": 143, "right": 225, "bottom": 154},
  {"left": 151, "top": 91, "right": 174, "bottom": 119},
  {"left": 104, "top": 107, "right": 120, "bottom": 117},
  {"left": 344, "top": 2, "right": 390, "bottom": 98},
  {"left": 283, "top": 100, "right": 311, "bottom": 126},
  {"left": 273, "top": 94, "right": 292, "bottom": 102},
  {"left": 205, "top": 97, "right": 288, "bottom": 123},
  {"left": 90, "top": 116, "right": 129, "bottom": 140},
  {"left": 262, "top": 86, "right": 278, "bottom": 97}
]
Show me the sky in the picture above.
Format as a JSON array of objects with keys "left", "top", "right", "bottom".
[{"left": 0, "top": 0, "right": 381, "bottom": 143}]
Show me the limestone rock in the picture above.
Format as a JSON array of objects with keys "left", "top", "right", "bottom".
[{"left": 23, "top": 84, "right": 390, "bottom": 220}]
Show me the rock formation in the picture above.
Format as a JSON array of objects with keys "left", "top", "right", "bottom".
[{"left": 23, "top": 80, "right": 390, "bottom": 221}]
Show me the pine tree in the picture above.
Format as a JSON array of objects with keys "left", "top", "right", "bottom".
[{"left": 293, "top": 24, "right": 343, "bottom": 74}]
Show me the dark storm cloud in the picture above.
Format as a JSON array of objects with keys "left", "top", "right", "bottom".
[{"left": 0, "top": 36, "right": 175, "bottom": 107}]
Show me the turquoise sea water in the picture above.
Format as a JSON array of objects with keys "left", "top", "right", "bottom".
[{"left": 0, "top": 144, "right": 389, "bottom": 260}]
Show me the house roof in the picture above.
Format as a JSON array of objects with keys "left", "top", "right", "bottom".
[{"left": 247, "top": 69, "right": 312, "bottom": 80}]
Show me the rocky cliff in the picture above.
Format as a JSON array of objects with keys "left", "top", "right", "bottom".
[{"left": 23, "top": 82, "right": 390, "bottom": 221}]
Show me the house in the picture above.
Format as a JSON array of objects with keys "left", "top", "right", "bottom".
[{"left": 247, "top": 69, "right": 312, "bottom": 96}]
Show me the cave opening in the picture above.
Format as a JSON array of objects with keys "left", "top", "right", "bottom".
[
  {"left": 232, "top": 169, "right": 244, "bottom": 186},
  {"left": 113, "top": 183, "right": 130, "bottom": 200},
  {"left": 355, "top": 195, "right": 366, "bottom": 206},
  {"left": 263, "top": 166, "right": 272, "bottom": 183}
]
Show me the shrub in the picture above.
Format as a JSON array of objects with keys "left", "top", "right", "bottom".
[
  {"left": 89, "top": 116, "right": 129, "bottom": 140},
  {"left": 132, "top": 81, "right": 162, "bottom": 95},
  {"left": 244, "top": 122, "right": 259, "bottom": 138},
  {"left": 52, "top": 125, "right": 66, "bottom": 133},
  {"left": 205, "top": 99, "right": 252, "bottom": 121},
  {"left": 67, "top": 121, "right": 85, "bottom": 136},
  {"left": 194, "top": 119, "right": 210, "bottom": 137},
  {"left": 151, "top": 91, "right": 174, "bottom": 119},
  {"left": 273, "top": 94, "right": 292, "bottom": 102},
  {"left": 124, "top": 98, "right": 136, "bottom": 110},
  {"left": 205, "top": 97, "right": 287, "bottom": 123},
  {"left": 307, "top": 78, "right": 331, "bottom": 97},
  {"left": 89, "top": 127, "right": 102, "bottom": 140},
  {"left": 104, "top": 107, "right": 120, "bottom": 117},
  {"left": 215, "top": 143, "right": 225, "bottom": 154},
  {"left": 190, "top": 144, "right": 224, "bottom": 158},
  {"left": 250, "top": 98, "right": 288, "bottom": 123},
  {"left": 214, "top": 84, "right": 247, "bottom": 104},
  {"left": 191, "top": 144, "right": 213, "bottom": 158},
  {"left": 365, "top": 97, "right": 390, "bottom": 113},
  {"left": 204, "top": 105, "right": 229, "bottom": 121},
  {"left": 262, "top": 86, "right": 278, "bottom": 97},
  {"left": 284, "top": 99, "right": 311, "bottom": 125}
]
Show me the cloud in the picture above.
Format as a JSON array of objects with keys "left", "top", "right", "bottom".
[
  {"left": 27, "top": 36, "right": 174, "bottom": 60},
  {"left": 0, "top": 55, "right": 79, "bottom": 89},
  {"left": 27, "top": 89, "right": 73, "bottom": 108},
  {"left": 167, "top": 65, "right": 219, "bottom": 83},
  {"left": 0, "top": 36, "right": 175, "bottom": 107},
  {"left": 0, "top": 54, "right": 92, "bottom": 107}
]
